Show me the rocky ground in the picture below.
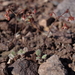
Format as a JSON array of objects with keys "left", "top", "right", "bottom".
[{"left": 0, "top": 0, "right": 75, "bottom": 75}]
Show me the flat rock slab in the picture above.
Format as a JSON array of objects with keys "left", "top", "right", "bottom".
[
  {"left": 8, "top": 58, "right": 39, "bottom": 75},
  {"left": 38, "top": 55, "right": 68, "bottom": 75},
  {"left": 54, "top": 0, "right": 75, "bottom": 23}
]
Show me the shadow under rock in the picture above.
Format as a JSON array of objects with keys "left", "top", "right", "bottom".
[
  {"left": 7, "top": 67, "right": 14, "bottom": 75},
  {"left": 60, "top": 58, "right": 75, "bottom": 75}
]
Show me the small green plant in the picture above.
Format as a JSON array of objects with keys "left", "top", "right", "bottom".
[
  {"left": 41, "top": 54, "right": 47, "bottom": 59},
  {"left": 8, "top": 48, "right": 28, "bottom": 64},
  {"left": 8, "top": 48, "right": 28, "bottom": 61},
  {"left": 35, "top": 49, "right": 41, "bottom": 56},
  {"left": 17, "top": 49, "right": 26, "bottom": 55},
  {"left": 8, "top": 51, "right": 16, "bottom": 59},
  {"left": 35, "top": 49, "right": 47, "bottom": 63}
]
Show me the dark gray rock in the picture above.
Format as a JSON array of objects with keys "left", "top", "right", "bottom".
[{"left": 8, "top": 58, "right": 39, "bottom": 75}]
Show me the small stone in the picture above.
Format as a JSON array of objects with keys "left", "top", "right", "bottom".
[
  {"left": 73, "top": 43, "right": 75, "bottom": 47},
  {"left": 72, "top": 54, "right": 75, "bottom": 61},
  {"left": 38, "top": 55, "right": 67, "bottom": 75},
  {"left": 15, "top": 33, "right": 21, "bottom": 39},
  {"left": 44, "top": 27, "right": 49, "bottom": 31},
  {"left": 37, "top": 0, "right": 48, "bottom": 5},
  {"left": 43, "top": 0, "right": 48, "bottom": 2},
  {"left": 7, "top": 59, "right": 12, "bottom": 64},
  {"left": 23, "top": 47, "right": 28, "bottom": 53},
  {"left": 39, "top": 18, "right": 55, "bottom": 28},
  {"left": 0, "top": 22, "right": 8, "bottom": 31},
  {"left": 0, "top": 43, "right": 8, "bottom": 52},
  {"left": 2, "top": 1, "right": 13, "bottom": 6},
  {"left": 39, "top": 19, "right": 47, "bottom": 27}
]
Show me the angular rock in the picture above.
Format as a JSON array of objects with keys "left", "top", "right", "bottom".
[
  {"left": 38, "top": 55, "right": 68, "bottom": 75},
  {"left": 72, "top": 54, "right": 75, "bottom": 62},
  {"left": 39, "top": 19, "right": 47, "bottom": 27},
  {"left": 39, "top": 18, "right": 55, "bottom": 27},
  {"left": 8, "top": 58, "right": 39, "bottom": 75}
]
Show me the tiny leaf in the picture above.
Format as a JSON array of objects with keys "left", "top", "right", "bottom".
[
  {"left": 11, "top": 51, "right": 16, "bottom": 56},
  {"left": 36, "top": 57, "right": 40, "bottom": 60},
  {"left": 8, "top": 53, "right": 15, "bottom": 59},
  {"left": 17, "top": 49, "right": 26, "bottom": 55},
  {"left": 42, "top": 54, "right": 47, "bottom": 59},
  {"left": 35, "top": 49, "right": 41, "bottom": 56}
]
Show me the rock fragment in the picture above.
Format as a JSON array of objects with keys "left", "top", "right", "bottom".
[
  {"left": 38, "top": 55, "right": 68, "bottom": 75},
  {"left": 8, "top": 58, "right": 39, "bottom": 75}
]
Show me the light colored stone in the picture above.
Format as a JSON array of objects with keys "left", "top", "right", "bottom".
[
  {"left": 54, "top": 0, "right": 75, "bottom": 23},
  {"left": 73, "top": 43, "right": 75, "bottom": 47},
  {"left": 2, "top": 1, "right": 14, "bottom": 6},
  {"left": 39, "top": 19, "right": 47, "bottom": 27},
  {"left": 72, "top": 54, "right": 75, "bottom": 61},
  {"left": 38, "top": 55, "right": 67, "bottom": 75},
  {"left": 43, "top": 0, "right": 48, "bottom": 2},
  {"left": 37, "top": 0, "right": 48, "bottom": 6}
]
